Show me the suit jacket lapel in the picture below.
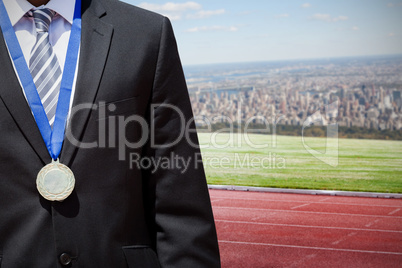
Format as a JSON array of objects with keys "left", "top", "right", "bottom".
[
  {"left": 0, "top": 0, "right": 113, "bottom": 166},
  {"left": 60, "top": 0, "right": 113, "bottom": 166},
  {"left": 0, "top": 30, "right": 51, "bottom": 165}
]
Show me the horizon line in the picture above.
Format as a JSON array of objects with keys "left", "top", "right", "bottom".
[{"left": 182, "top": 53, "right": 402, "bottom": 68}]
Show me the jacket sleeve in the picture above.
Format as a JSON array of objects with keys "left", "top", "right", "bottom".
[{"left": 142, "top": 17, "right": 221, "bottom": 267}]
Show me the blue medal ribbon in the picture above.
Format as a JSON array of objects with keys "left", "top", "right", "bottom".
[{"left": 0, "top": 0, "right": 81, "bottom": 161}]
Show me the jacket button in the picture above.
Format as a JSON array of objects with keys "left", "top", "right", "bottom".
[{"left": 59, "top": 253, "right": 72, "bottom": 266}]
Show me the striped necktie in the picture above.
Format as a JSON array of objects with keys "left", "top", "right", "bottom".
[{"left": 29, "top": 8, "right": 62, "bottom": 127}]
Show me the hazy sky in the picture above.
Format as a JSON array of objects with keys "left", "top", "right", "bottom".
[{"left": 121, "top": 0, "right": 402, "bottom": 66}]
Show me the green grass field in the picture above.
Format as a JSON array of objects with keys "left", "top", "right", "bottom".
[{"left": 198, "top": 133, "right": 402, "bottom": 193}]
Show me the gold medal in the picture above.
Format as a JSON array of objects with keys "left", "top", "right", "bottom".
[{"left": 36, "top": 159, "right": 75, "bottom": 201}]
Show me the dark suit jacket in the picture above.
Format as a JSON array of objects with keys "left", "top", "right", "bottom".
[{"left": 0, "top": 0, "right": 220, "bottom": 267}]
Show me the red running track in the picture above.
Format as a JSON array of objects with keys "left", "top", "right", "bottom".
[{"left": 209, "top": 189, "right": 402, "bottom": 268}]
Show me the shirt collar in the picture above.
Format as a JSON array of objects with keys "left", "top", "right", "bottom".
[
  {"left": 45, "top": 0, "right": 76, "bottom": 25},
  {"left": 3, "top": 0, "right": 33, "bottom": 26},
  {"left": 3, "top": 0, "right": 76, "bottom": 26}
]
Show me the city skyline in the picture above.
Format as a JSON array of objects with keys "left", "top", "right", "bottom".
[
  {"left": 122, "top": 0, "right": 402, "bottom": 66},
  {"left": 185, "top": 56, "right": 402, "bottom": 133}
]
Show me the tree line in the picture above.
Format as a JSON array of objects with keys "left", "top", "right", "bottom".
[{"left": 198, "top": 122, "right": 402, "bottom": 140}]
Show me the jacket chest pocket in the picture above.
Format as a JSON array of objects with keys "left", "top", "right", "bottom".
[
  {"left": 122, "top": 246, "right": 161, "bottom": 268},
  {"left": 96, "top": 96, "right": 141, "bottom": 121}
]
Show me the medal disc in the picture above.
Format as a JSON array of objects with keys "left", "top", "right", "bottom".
[{"left": 36, "top": 160, "right": 75, "bottom": 201}]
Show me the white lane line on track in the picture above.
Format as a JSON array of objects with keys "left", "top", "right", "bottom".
[
  {"left": 291, "top": 203, "right": 311, "bottom": 209},
  {"left": 365, "top": 219, "right": 380, "bottom": 227},
  {"left": 209, "top": 196, "right": 402, "bottom": 208},
  {"left": 288, "top": 254, "right": 317, "bottom": 268},
  {"left": 388, "top": 208, "right": 401, "bottom": 215},
  {"left": 213, "top": 206, "right": 402, "bottom": 218},
  {"left": 319, "top": 197, "right": 333, "bottom": 202},
  {"left": 219, "top": 240, "right": 402, "bottom": 255},
  {"left": 332, "top": 232, "right": 357, "bottom": 245},
  {"left": 215, "top": 219, "right": 402, "bottom": 233}
]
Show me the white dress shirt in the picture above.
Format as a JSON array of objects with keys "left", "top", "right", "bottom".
[{"left": 3, "top": 0, "right": 78, "bottom": 115}]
